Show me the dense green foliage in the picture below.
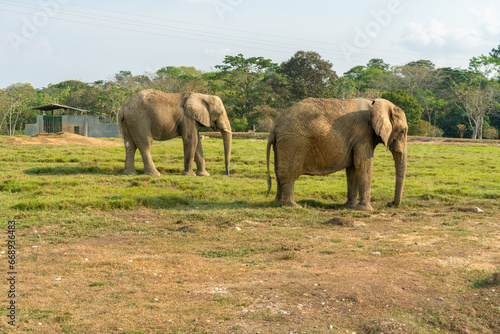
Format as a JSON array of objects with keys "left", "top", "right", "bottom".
[{"left": 1, "top": 48, "right": 500, "bottom": 139}]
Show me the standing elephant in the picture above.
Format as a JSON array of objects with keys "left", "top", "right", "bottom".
[
  {"left": 119, "top": 89, "right": 232, "bottom": 176},
  {"left": 266, "top": 98, "right": 407, "bottom": 211}
]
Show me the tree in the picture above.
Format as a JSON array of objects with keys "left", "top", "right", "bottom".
[
  {"left": 0, "top": 89, "right": 9, "bottom": 132},
  {"left": 331, "top": 76, "right": 357, "bottom": 99},
  {"left": 381, "top": 90, "right": 423, "bottom": 125},
  {"left": 395, "top": 60, "right": 439, "bottom": 96},
  {"left": 113, "top": 70, "right": 150, "bottom": 91},
  {"left": 454, "top": 81, "right": 498, "bottom": 139},
  {"left": 414, "top": 88, "right": 447, "bottom": 126},
  {"left": 367, "top": 58, "right": 390, "bottom": 71},
  {"left": 153, "top": 66, "right": 207, "bottom": 93},
  {"left": 280, "top": 51, "right": 337, "bottom": 101},
  {"left": 214, "top": 54, "right": 283, "bottom": 128},
  {"left": 343, "top": 59, "right": 397, "bottom": 96},
  {"left": 4, "top": 83, "right": 37, "bottom": 136},
  {"left": 457, "top": 124, "right": 467, "bottom": 138},
  {"left": 94, "top": 83, "right": 131, "bottom": 123}
]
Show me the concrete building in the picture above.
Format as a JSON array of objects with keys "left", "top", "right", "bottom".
[{"left": 25, "top": 104, "right": 120, "bottom": 138}]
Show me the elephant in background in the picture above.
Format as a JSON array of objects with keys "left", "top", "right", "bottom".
[
  {"left": 266, "top": 98, "right": 408, "bottom": 211},
  {"left": 119, "top": 89, "right": 232, "bottom": 176}
]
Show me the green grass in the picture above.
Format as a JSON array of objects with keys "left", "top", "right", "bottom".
[{"left": 2, "top": 138, "right": 498, "bottom": 217}]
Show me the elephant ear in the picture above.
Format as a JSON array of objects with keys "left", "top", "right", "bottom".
[
  {"left": 183, "top": 93, "right": 211, "bottom": 128},
  {"left": 370, "top": 99, "right": 392, "bottom": 148}
]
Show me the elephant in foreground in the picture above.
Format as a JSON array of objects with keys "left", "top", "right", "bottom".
[
  {"left": 266, "top": 98, "right": 407, "bottom": 211},
  {"left": 119, "top": 89, "right": 232, "bottom": 176}
]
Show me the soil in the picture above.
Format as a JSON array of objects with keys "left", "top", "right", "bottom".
[
  {"left": 11, "top": 205, "right": 500, "bottom": 333},
  {"left": 9, "top": 132, "right": 122, "bottom": 147}
]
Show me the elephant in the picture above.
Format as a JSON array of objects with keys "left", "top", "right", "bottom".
[
  {"left": 266, "top": 98, "right": 407, "bottom": 211},
  {"left": 119, "top": 89, "right": 232, "bottom": 176}
]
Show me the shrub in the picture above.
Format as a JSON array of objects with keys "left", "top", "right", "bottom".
[
  {"left": 231, "top": 117, "right": 248, "bottom": 132},
  {"left": 484, "top": 127, "right": 499, "bottom": 139},
  {"left": 408, "top": 120, "right": 443, "bottom": 137},
  {"left": 457, "top": 124, "right": 467, "bottom": 138},
  {"left": 255, "top": 118, "right": 273, "bottom": 132}
]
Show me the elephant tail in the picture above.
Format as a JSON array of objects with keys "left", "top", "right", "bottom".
[
  {"left": 266, "top": 130, "right": 275, "bottom": 197},
  {"left": 118, "top": 109, "right": 134, "bottom": 146}
]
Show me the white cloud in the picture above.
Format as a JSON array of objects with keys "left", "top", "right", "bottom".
[
  {"left": 471, "top": 5, "right": 500, "bottom": 36},
  {"left": 402, "top": 18, "right": 484, "bottom": 52},
  {"left": 401, "top": 4, "right": 500, "bottom": 54}
]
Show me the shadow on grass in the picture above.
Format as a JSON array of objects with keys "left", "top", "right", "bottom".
[
  {"left": 24, "top": 166, "right": 201, "bottom": 176},
  {"left": 298, "top": 199, "right": 345, "bottom": 210},
  {"left": 24, "top": 166, "right": 120, "bottom": 175},
  {"left": 471, "top": 272, "right": 500, "bottom": 289},
  {"left": 133, "top": 195, "right": 270, "bottom": 210},
  {"left": 11, "top": 194, "right": 270, "bottom": 211}
]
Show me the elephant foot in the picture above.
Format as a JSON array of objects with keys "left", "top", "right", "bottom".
[
  {"left": 344, "top": 200, "right": 358, "bottom": 209},
  {"left": 144, "top": 169, "right": 161, "bottom": 176},
  {"left": 280, "top": 200, "right": 302, "bottom": 208},
  {"left": 196, "top": 170, "right": 210, "bottom": 177},
  {"left": 182, "top": 170, "right": 197, "bottom": 176},
  {"left": 355, "top": 202, "right": 373, "bottom": 211},
  {"left": 123, "top": 169, "right": 138, "bottom": 175},
  {"left": 387, "top": 201, "right": 399, "bottom": 207}
]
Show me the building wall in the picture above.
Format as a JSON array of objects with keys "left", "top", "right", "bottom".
[{"left": 25, "top": 115, "right": 121, "bottom": 138}]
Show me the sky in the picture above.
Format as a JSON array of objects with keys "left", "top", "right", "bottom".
[{"left": 1, "top": 0, "right": 499, "bottom": 89}]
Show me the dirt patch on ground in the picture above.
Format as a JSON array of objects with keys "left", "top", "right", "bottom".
[
  {"left": 408, "top": 136, "right": 500, "bottom": 145},
  {"left": 10, "top": 132, "right": 122, "bottom": 147},
  {"left": 10, "top": 206, "right": 499, "bottom": 333}
]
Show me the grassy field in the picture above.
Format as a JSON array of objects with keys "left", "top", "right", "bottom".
[{"left": 0, "top": 133, "right": 499, "bottom": 333}]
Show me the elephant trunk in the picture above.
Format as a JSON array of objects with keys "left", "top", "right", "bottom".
[
  {"left": 221, "top": 130, "right": 232, "bottom": 175},
  {"left": 389, "top": 150, "right": 406, "bottom": 207}
]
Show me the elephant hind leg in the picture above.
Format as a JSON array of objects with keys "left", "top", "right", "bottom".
[
  {"left": 137, "top": 139, "right": 160, "bottom": 176},
  {"left": 277, "top": 179, "right": 301, "bottom": 208},
  {"left": 123, "top": 139, "right": 138, "bottom": 175}
]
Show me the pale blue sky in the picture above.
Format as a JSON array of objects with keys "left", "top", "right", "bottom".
[{"left": 1, "top": 0, "right": 499, "bottom": 88}]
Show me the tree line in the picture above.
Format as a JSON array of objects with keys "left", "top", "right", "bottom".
[{"left": 1, "top": 46, "right": 500, "bottom": 139}]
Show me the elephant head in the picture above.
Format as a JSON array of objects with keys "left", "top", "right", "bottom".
[
  {"left": 371, "top": 99, "right": 408, "bottom": 207},
  {"left": 183, "top": 93, "right": 232, "bottom": 175}
]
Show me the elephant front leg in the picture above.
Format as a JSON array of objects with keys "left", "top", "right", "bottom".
[
  {"left": 354, "top": 156, "right": 374, "bottom": 211},
  {"left": 181, "top": 134, "right": 197, "bottom": 176},
  {"left": 123, "top": 139, "right": 138, "bottom": 175},
  {"left": 344, "top": 166, "right": 358, "bottom": 208},
  {"left": 194, "top": 136, "right": 210, "bottom": 176}
]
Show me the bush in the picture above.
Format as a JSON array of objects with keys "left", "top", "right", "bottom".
[
  {"left": 381, "top": 90, "right": 423, "bottom": 125},
  {"left": 231, "top": 117, "right": 248, "bottom": 132},
  {"left": 457, "top": 124, "right": 467, "bottom": 138},
  {"left": 484, "top": 127, "right": 499, "bottom": 139},
  {"left": 255, "top": 118, "right": 273, "bottom": 132},
  {"left": 409, "top": 120, "right": 443, "bottom": 137}
]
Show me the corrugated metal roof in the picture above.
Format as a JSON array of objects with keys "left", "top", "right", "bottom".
[{"left": 31, "top": 103, "right": 88, "bottom": 113}]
